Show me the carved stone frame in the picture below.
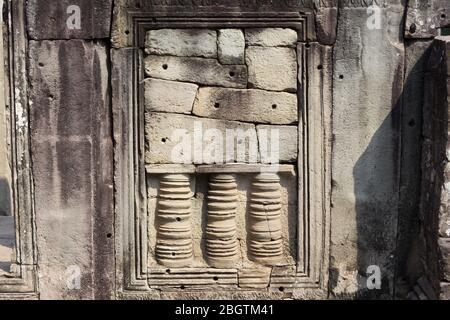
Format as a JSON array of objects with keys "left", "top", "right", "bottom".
[
  {"left": 113, "top": 5, "right": 331, "bottom": 299},
  {"left": 0, "top": 0, "right": 37, "bottom": 299}
]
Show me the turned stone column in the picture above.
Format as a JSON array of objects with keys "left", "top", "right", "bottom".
[
  {"left": 155, "top": 174, "right": 193, "bottom": 267},
  {"left": 248, "top": 173, "right": 283, "bottom": 265},
  {"left": 205, "top": 174, "right": 239, "bottom": 268}
]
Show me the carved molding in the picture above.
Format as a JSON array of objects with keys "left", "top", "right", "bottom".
[
  {"left": 112, "top": 2, "right": 332, "bottom": 298},
  {"left": 0, "top": 0, "right": 37, "bottom": 296}
]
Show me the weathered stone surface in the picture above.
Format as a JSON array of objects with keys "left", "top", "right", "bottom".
[
  {"left": 26, "top": 0, "right": 112, "bottom": 40},
  {"left": 145, "top": 56, "right": 247, "bottom": 89},
  {"left": 144, "top": 78, "right": 198, "bottom": 114},
  {"left": 192, "top": 88, "right": 297, "bottom": 124},
  {"left": 257, "top": 125, "right": 298, "bottom": 163},
  {"left": 218, "top": 29, "right": 245, "bottom": 65},
  {"left": 405, "top": 0, "right": 450, "bottom": 38},
  {"left": 330, "top": 3, "right": 405, "bottom": 298},
  {"left": 145, "top": 112, "right": 257, "bottom": 164},
  {"left": 396, "top": 40, "right": 433, "bottom": 296},
  {"left": 145, "top": 29, "right": 217, "bottom": 58},
  {"left": 28, "top": 40, "right": 114, "bottom": 299},
  {"left": 315, "top": 4, "right": 338, "bottom": 45},
  {"left": 246, "top": 47, "right": 297, "bottom": 92},
  {"left": 439, "top": 239, "right": 450, "bottom": 281},
  {"left": 245, "top": 28, "right": 298, "bottom": 47}
]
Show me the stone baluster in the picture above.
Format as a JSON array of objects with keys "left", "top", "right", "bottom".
[
  {"left": 248, "top": 173, "right": 283, "bottom": 265},
  {"left": 205, "top": 174, "right": 239, "bottom": 268},
  {"left": 155, "top": 174, "right": 193, "bottom": 267}
]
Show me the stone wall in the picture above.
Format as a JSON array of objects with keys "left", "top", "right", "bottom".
[
  {"left": 420, "top": 36, "right": 450, "bottom": 300},
  {"left": 0, "top": 0, "right": 448, "bottom": 299}
]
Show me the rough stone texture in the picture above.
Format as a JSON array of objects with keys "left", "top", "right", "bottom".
[
  {"left": 26, "top": 0, "right": 112, "bottom": 40},
  {"left": 330, "top": 2, "right": 405, "bottom": 298},
  {"left": 218, "top": 29, "right": 245, "bottom": 65},
  {"left": 192, "top": 87, "right": 298, "bottom": 124},
  {"left": 28, "top": 40, "right": 114, "bottom": 299},
  {"left": 145, "top": 55, "right": 247, "bottom": 89},
  {"left": 144, "top": 78, "right": 198, "bottom": 114},
  {"left": 246, "top": 47, "right": 297, "bottom": 92},
  {"left": 396, "top": 40, "right": 433, "bottom": 297},
  {"left": 145, "top": 29, "right": 217, "bottom": 58},
  {"left": 405, "top": 0, "right": 450, "bottom": 39},
  {"left": 420, "top": 36, "right": 450, "bottom": 299},
  {"left": 314, "top": 3, "right": 338, "bottom": 45},
  {"left": 145, "top": 112, "right": 258, "bottom": 164},
  {"left": 245, "top": 28, "right": 298, "bottom": 47},
  {"left": 256, "top": 125, "right": 298, "bottom": 163}
]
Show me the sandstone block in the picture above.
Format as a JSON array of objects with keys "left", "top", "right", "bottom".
[
  {"left": 145, "top": 56, "right": 247, "bottom": 89},
  {"left": 145, "top": 29, "right": 217, "bottom": 58},
  {"left": 218, "top": 29, "right": 245, "bottom": 65},
  {"left": 246, "top": 47, "right": 297, "bottom": 92},
  {"left": 145, "top": 112, "right": 258, "bottom": 164},
  {"left": 257, "top": 125, "right": 298, "bottom": 163},
  {"left": 144, "top": 78, "right": 198, "bottom": 114},
  {"left": 245, "top": 28, "right": 298, "bottom": 47},
  {"left": 192, "top": 87, "right": 298, "bottom": 124}
]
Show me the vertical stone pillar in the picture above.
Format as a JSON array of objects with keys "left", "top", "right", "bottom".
[
  {"left": 248, "top": 173, "right": 283, "bottom": 265},
  {"left": 155, "top": 174, "right": 193, "bottom": 267},
  {"left": 205, "top": 174, "right": 239, "bottom": 268}
]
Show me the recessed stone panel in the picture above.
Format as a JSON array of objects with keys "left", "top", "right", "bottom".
[
  {"left": 145, "top": 55, "right": 248, "bottom": 88},
  {"left": 192, "top": 87, "right": 298, "bottom": 124}
]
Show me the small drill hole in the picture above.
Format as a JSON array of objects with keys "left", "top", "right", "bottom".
[
  {"left": 176, "top": 217, "right": 181, "bottom": 222},
  {"left": 166, "top": 269, "right": 171, "bottom": 274},
  {"left": 305, "top": 43, "right": 311, "bottom": 48},
  {"left": 279, "top": 286, "right": 285, "bottom": 292},
  {"left": 161, "top": 138, "right": 167, "bottom": 143},
  {"left": 125, "top": 30, "right": 130, "bottom": 35},
  {"left": 213, "top": 276, "right": 219, "bottom": 281},
  {"left": 339, "top": 75, "right": 344, "bottom": 80},
  {"left": 162, "top": 64, "right": 168, "bottom": 70},
  {"left": 272, "top": 104, "right": 277, "bottom": 110},
  {"left": 38, "top": 62, "right": 44, "bottom": 67},
  {"left": 409, "top": 119, "right": 416, "bottom": 127},
  {"left": 171, "top": 252, "right": 175, "bottom": 256},
  {"left": 106, "top": 233, "right": 112, "bottom": 238},
  {"left": 441, "top": 13, "right": 446, "bottom": 19},
  {"left": 229, "top": 71, "right": 235, "bottom": 77},
  {"left": 317, "top": 65, "right": 323, "bottom": 70},
  {"left": 180, "top": 285, "right": 185, "bottom": 290},
  {"left": 409, "top": 24, "right": 417, "bottom": 34},
  {"left": 214, "top": 102, "right": 220, "bottom": 109}
]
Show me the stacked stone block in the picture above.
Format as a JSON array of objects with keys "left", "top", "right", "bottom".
[{"left": 144, "top": 28, "right": 300, "bottom": 273}]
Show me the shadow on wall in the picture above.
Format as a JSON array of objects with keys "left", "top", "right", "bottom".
[
  {"left": 350, "top": 46, "right": 431, "bottom": 299},
  {"left": 0, "top": 177, "right": 11, "bottom": 216}
]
